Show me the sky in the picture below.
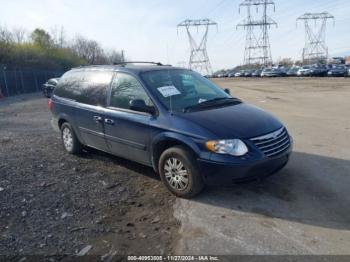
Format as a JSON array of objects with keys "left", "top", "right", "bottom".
[{"left": 1, "top": 0, "right": 350, "bottom": 71}]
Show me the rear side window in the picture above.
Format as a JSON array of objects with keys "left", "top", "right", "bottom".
[{"left": 54, "top": 70, "right": 113, "bottom": 106}]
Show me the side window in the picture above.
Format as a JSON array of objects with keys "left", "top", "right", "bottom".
[
  {"left": 54, "top": 71, "right": 79, "bottom": 100},
  {"left": 78, "top": 71, "right": 113, "bottom": 106},
  {"left": 110, "top": 73, "right": 153, "bottom": 110},
  {"left": 54, "top": 70, "right": 113, "bottom": 107}
]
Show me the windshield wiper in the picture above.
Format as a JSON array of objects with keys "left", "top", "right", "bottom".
[{"left": 183, "top": 97, "right": 241, "bottom": 113}]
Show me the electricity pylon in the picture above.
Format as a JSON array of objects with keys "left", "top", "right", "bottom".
[
  {"left": 178, "top": 19, "right": 217, "bottom": 76},
  {"left": 237, "top": 0, "right": 277, "bottom": 66},
  {"left": 297, "top": 12, "right": 335, "bottom": 64}
]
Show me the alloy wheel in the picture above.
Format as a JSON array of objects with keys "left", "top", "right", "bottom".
[{"left": 164, "top": 157, "right": 189, "bottom": 191}]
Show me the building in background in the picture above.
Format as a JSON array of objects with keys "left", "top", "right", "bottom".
[{"left": 346, "top": 56, "right": 350, "bottom": 65}]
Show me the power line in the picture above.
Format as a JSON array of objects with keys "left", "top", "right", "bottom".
[
  {"left": 237, "top": 0, "right": 277, "bottom": 66},
  {"left": 297, "top": 12, "right": 335, "bottom": 64},
  {"left": 177, "top": 19, "right": 218, "bottom": 75}
]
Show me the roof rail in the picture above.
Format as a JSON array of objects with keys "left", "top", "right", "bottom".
[{"left": 113, "top": 61, "right": 166, "bottom": 66}]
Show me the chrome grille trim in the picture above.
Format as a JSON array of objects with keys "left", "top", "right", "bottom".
[
  {"left": 263, "top": 139, "right": 290, "bottom": 154},
  {"left": 268, "top": 142, "right": 291, "bottom": 157},
  {"left": 251, "top": 127, "right": 285, "bottom": 142},
  {"left": 250, "top": 127, "right": 291, "bottom": 158},
  {"left": 259, "top": 134, "right": 289, "bottom": 150}
]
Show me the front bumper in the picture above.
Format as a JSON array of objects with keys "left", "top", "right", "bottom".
[{"left": 197, "top": 148, "right": 292, "bottom": 186}]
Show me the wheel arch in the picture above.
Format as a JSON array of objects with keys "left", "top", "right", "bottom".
[
  {"left": 151, "top": 132, "right": 201, "bottom": 174},
  {"left": 57, "top": 113, "right": 84, "bottom": 144}
]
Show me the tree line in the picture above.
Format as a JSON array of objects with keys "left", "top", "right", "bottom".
[{"left": 0, "top": 26, "right": 124, "bottom": 71}]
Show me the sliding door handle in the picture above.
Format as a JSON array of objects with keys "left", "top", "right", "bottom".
[
  {"left": 105, "top": 119, "right": 115, "bottom": 125},
  {"left": 93, "top": 116, "right": 103, "bottom": 123}
]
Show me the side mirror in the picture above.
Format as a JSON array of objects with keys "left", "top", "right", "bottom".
[
  {"left": 129, "top": 99, "right": 155, "bottom": 114},
  {"left": 224, "top": 88, "right": 231, "bottom": 95}
]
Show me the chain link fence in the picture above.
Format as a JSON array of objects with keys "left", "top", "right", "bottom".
[{"left": 0, "top": 67, "right": 64, "bottom": 97}]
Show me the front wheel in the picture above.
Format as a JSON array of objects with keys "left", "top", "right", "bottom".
[{"left": 158, "top": 146, "right": 204, "bottom": 198}]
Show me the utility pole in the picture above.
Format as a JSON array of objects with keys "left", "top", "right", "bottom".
[
  {"left": 237, "top": 0, "right": 277, "bottom": 67},
  {"left": 121, "top": 50, "right": 125, "bottom": 62},
  {"left": 178, "top": 19, "right": 217, "bottom": 76},
  {"left": 297, "top": 12, "right": 335, "bottom": 64}
]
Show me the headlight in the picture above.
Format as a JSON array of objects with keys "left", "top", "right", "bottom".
[{"left": 206, "top": 139, "right": 248, "bottom": 156}]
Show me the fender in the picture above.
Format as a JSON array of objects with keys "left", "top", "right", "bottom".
[
  {"left": 150, "top": 131, "right": 203, "bottom": 172},
  {"left": 56, "top": 112, "right": 85, "bottom": 145}
]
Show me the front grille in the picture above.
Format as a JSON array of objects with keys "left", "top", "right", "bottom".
[{"left": 250, "top": 127, "right": 291, "bottom": 158}]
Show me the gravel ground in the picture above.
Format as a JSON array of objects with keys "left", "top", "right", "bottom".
[{"left": 0, "top": 93, "right": 179, "bottom": 259}]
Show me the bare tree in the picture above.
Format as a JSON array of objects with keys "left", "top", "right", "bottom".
[
  {"left": 71, "top": 35, "right": 108, "bottom": 64},
  {"left": 278, "top": 58, "right": 294, "bottom": 67},
  {"left": 50, "top": 26, "right": 67, "bottom": 48},
  {"left": 13, "top": 28, "right": 27, "bottom": 44},
  {"left": 105, "top": 50, "right": 124, "bottom": 64},
  {"left": 0, "top": 26, "right": 14, "bottom": 63},
  {"left": 0, "top": 26, "right": 14, "bottom": 44}
]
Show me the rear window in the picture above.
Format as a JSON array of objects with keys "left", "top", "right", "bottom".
[{"left": 54, "top": 70, "right": 113, "bottom": 107}]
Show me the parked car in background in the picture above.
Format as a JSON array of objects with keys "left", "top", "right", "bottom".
[
  {"left": 244, "top": 70, "right": 254, "bottom": 77},
  {"left": 278, "top": 68, "right": 287, "bottom": 77},
  {"left": 217, "top": 70, "right": 230, "bottom": 78},
  {"left": 346, "top": 66, "right": 350, "bottom": 77},
  {"left": 227, "top": 71, "right": 236, "bottom": 78},
  {"left": 251, "top": 69, "right": 262, "bottom": 77},
  {"left": 43, "top": 78, "right": 60, "bottom": 98},
  {"left": 297, "top": 66, "right": 312, "bottom": 77},
  {"left": 210, "top": 72, "right": 219, "bottom": 78},
  {"left": 261, "top": 68, "right": 282, "bottom": 77},
  {"left": 328, "top": 65, "right": 347, "bottom": 77},
  {"left": 234, "top": 70, "right": 245, "bottom": 77},
  {"left": 50, "top": 63, "right": 292, "bottom": 198},
  {"left": 286, "top": 68, "right": 299, "bottom": 77},
  {"left": 309, "top": 64, "right": 329, "bottom": 77}
]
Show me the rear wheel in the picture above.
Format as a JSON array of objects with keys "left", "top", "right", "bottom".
[
  {"left": 61, "top": 122, "right": 82, "bottom": 154},
  {"left": 159, "top": 146, "right": 204, "bottom": 198}
]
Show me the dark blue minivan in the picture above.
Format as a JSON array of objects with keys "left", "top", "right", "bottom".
[{"left": 50, "top": 63, "right": 292, "bottom": 198}]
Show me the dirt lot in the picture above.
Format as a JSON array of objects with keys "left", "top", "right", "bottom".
[
  {"left": 1, "top": 77, "right": 350, "bottom": 259},
  {"left": 0, "top": 94, "right": 179, "bottom": 259}
]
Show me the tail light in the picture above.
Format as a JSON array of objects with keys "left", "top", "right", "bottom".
[{"left": 48, "top": 99, "right": 53, "bottom": 110}]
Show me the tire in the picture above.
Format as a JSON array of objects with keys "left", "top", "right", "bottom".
[
  {"left": 158, "top": 146, "right": 204, "bottom": 198},
  {"left": 60, "top": 122, "right": 82, "bottom": 154}
]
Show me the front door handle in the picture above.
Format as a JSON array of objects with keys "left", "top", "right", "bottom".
[
  {"left": 93, "top": 116, "right": 103, "bottom": 123},
  {"left": 105, "top": 119, "right": 115, "bottom": 125}
]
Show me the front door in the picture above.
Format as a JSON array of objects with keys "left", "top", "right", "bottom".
[{"left": 104, "top": 72, "right": 154, "bottom": 165}]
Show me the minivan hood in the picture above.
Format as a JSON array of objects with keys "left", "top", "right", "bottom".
[{"left": 177, "top": 103, "right": 283, "bottom": 139}]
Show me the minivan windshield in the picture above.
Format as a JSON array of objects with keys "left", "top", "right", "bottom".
[{"left": 141, "top": 69, "right": 240, "bottom": 113}]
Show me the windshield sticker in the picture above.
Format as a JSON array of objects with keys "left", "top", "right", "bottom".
[{"left": 157, "top": 86, "right": 181, "bottom": 98}]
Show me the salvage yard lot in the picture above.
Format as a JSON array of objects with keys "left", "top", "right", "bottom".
[
  {"left": 0, "top": 94, "right": 179, "bottom": 256},
  {"left": 1, "top": 77, "right": 350, "bottom": 257}
]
